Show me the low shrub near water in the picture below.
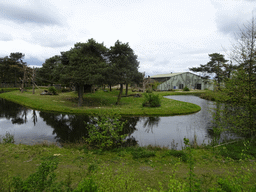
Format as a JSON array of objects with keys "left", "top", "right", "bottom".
[
  {"left": 0, "top": 132, "right": 14, "bottom": 144},
  {"left": 83, "top": 114, "right": 128, "bottom": 149}
]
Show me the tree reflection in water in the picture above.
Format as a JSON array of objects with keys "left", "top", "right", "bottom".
[
  {"left": 0, "top": 98, "right": 30, "bottom": 125},
  {"left": 39, "top": 112, "right": 139, "bottom": 147}
]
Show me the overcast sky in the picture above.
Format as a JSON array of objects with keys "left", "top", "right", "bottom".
[{"left": 0, "top": 0, "right": 255, "bottom": 76}]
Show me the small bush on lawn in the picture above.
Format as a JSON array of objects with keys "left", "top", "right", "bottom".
[
  {"left": 183, "top": 86, "right": 190, "bottom": 91},
  {"left": 48, "top": 86, "right": 58, "bottom": 95},
  {"left": 142, "top": 93, "right": 161, "bottom": 107}
]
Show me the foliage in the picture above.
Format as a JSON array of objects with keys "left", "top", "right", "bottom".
[
  {"left": 48, "top": 86, "right": 58, "bottom": 95},
  {"left": 152, "top": 81, "right": 161, "bottom": 90},
  {"left": 84, "top": 115, "right": 128, "bottom": 149},
  {"left": 164, "top": 150, "right": 188, "bottom": 162},
  {"left": 0, "top": 52, "right": 32, "bottom": 88},
  {"left": 183, "top": 86, "right": 190, "bottom": 91},
  {"left": 212, "top": 18, "right": 256, "bottom": 137},
  {"left": 130, "top": 147, "right": 156, "bottom": 159},
  {"left": 142, "top": 93, "right": 161, "bottom": 107},
  {"left": 0, "top": 132, "right": 15, "bottom": 144},
  {"left": 12, "top": 158, "right": 59, "bottom": 191},
  {"left": 108, "top": 40, "right": 140, "bottom": 104},
  {"left": 73, "top": 177, "right": 98, "bottom": 192},
  {"left": 189, "top": 53, "right": 234, "bottom": 88},
  {"left": 36, "top": 55, "right": 62, "bottom": 86},
  {"left": 61, "top": 39, "right": 108, "bottom": 107},
  {"left": 184, "top": 138, "right": 202, "bottom": 192}
]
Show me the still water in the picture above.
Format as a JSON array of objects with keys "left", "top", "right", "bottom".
[{"left": 0, "top": 96, "right": 216, "bottom": 149}]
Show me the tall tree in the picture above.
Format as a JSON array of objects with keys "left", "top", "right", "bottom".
[
  {"left": 0, "top": 53, "right": 27, "bottom": 87},
  {"left": 214, "top": 17, "right": 256, "bottom": 137},
  {"left": 36, "top": 55, "right": 61, "bottom": 85},
  {"left": 189, "top": 53, "right": 229, "bottom": 89},
  {"left": 108, "top": 40, "right": 140, "bottom": 104},
  {"left": 60, "top": 39, "right": 108, "bottom": 107}
]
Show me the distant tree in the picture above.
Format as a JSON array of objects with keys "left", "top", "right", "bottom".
[
  {"left": 60, "top": 39, "right": 108, "bottom": 107},
  {"left": 0, "top": 52, "right": 29, "bottom": 88},
  {"left": 108, "top": 40, "right": 140, "bottom": 104},
  {"left": 189, "top": 53, "right": 229, "bottom": 89},
  {"left": 36, "top": 55, "right": 61, "bottom": 86}
]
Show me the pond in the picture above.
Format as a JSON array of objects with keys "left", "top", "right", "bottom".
[{"left": 0, "top": 95, "right": 222, "bottom": 149}]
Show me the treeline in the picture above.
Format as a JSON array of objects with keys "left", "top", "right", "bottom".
[
  {"left": 0, "top": 53, "right": 32, "bottom": 89},
  {"left": 197, "top": 18, "right": 256, "bottom": 138},
  {"left": 37, "top": 39, "right": 143, "bottom": 106}
]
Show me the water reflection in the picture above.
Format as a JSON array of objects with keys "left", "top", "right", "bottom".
[{"left": 0, "top": 96, "right": 222, "bottom": 149}]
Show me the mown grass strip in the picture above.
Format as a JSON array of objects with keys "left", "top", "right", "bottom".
[{"left": 0, "top": 89, "right": 202, "bottom": 116}]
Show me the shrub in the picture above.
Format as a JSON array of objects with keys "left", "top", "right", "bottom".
[
  {"left": 166, "top": 150, "right": 188, "bottom": 162},
  {"left": 142, "top": 93, "right": 161, "bottom": 107},
  {"left": 48, "top": 86, "right": 58, "bottom": 95},
  {"left": 131, "top": 147, "right": 156, "bottom": 159},
  {"left": 183, "top": 86, "right": 190, "bottom": 91},
  {"left": 84, "top": 115, "right": 128, "bottom": 149},
  {"left": 0, "top": 132, "right": 14, "bottom": 144}
]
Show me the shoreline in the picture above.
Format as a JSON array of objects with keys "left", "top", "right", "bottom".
[{"left": 0, "top": 89, "right": 203, "bottom": 116}]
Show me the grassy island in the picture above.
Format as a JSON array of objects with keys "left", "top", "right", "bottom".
[{"left": 0, "top": 89, "right": 203, "bottom": 116}]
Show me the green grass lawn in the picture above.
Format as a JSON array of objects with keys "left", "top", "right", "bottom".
[
  {"left": 0, "top": 142, "right": 255, "bottom": 191},
  {"left": 0, "top": 89, "right": 203, "bottom": 116}
]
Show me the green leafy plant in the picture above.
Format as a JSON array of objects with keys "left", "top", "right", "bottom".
[
  {"left": 184, "top": 138, "right": 201, "bottom": 192},
  {"left": 183, "top": 86, "right": 190, "bottom": 91},
  {"left": 142, "top": 93, "right": 161, "bottom": 107},
  {"left": 12, "top": 159, "right": 58, "bottom": 191},
  {"left": 131, "top": 147, "right": 156, "bottom": 159},
  {"left": 165, "top": 150, "right": 188, "bottom": 162},
  {"left": 48, "top": 86, "right": 58, "bottom": 95},
  {"left": 1, "top": 132, "right": 15, "bottom": 144},
  {"left": 84, "top": 115, "right": 128, "bottom": 149},
  {"left": 73, "top": 177, "right": 98, "bottom": 192}
]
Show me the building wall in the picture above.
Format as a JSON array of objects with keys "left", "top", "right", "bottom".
[{"left": 156, "top": 72, "right": 214, "bottom": 90}]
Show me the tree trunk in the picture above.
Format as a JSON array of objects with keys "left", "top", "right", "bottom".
[
  {"left": 32, "top": 67, "right": 35, "bottom": 94},
  {"left": 21, "top": 66, "right": 27, "bottom": 93},
  {"left": 109, "top": 85, "right": 112, "bottom": 91},
  {"left": 77, "top": 84, "right": 84, "bottom": 107},
  {"left": 125, "top": 83, "right": 128, "bottom": 96},
  {"left": 116, "top": 84, "right": 123, "bottom": 105}
]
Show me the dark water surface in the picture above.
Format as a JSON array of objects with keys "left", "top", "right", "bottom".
[{"left": 0, "top": 96, "right": 216, "bottom": 149}]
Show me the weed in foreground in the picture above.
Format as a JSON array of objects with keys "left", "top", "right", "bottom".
[
  {"left": 0, "top": 132, "right": 15, "bottom": 144},
  {"left": 131, "top": 147, "right": 156, "bottom": 159}
]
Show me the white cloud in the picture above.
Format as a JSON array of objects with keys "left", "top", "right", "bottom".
[{"left": 0, "top": 0, "right": 255, "bottom": 76}]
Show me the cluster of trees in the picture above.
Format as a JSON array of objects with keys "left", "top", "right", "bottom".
[
  {"left": 189, "top": 53, "right": 237, "bottom": 89},
  {"left": 193, "top": 18, "right": 256, "bottom": 137},
  {"left": 0, "top": 53, "right": 32, "bottom": 89},
  {"left": 36, "top": 39, "right": 143, "bottom": 106}
]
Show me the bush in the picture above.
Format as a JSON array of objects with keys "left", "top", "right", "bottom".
[
  {"left": 131, "top": 147, "right": 156, "bottom": 159},
  {"left": 48, "top": 86, "right": 58, "bottom": 95},
  {"left": 183, "top": 86, "right": 190, "bottom": 91},
  {"left": 0, "top": 132, "right": 14, "bottom": 144},
  {"left": 142, "top": 93, "right": 161, "bottom": 107},
  {"left": 84, "top": 115, "right": 128, "bottom": 149},
  {"left": 165, "top": 150, "right": 188, "bottom": 162}
]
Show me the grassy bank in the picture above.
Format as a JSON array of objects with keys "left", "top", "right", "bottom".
[
  {"left": 0, "top": 89, "right": 203, "bottom": 116},
  {"left": 0, "top": 140, "right": 255, "bottom": 191}
]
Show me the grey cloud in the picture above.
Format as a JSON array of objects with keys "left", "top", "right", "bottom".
[
  {"left": 0, "top": 32, "right": 12, "bottom": 41},
  {"left": 0, "top": 2, "right": 62, "bottom": 25},
  {"left": 24, "top": 57, "right": 43, "bottom": 67}
]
